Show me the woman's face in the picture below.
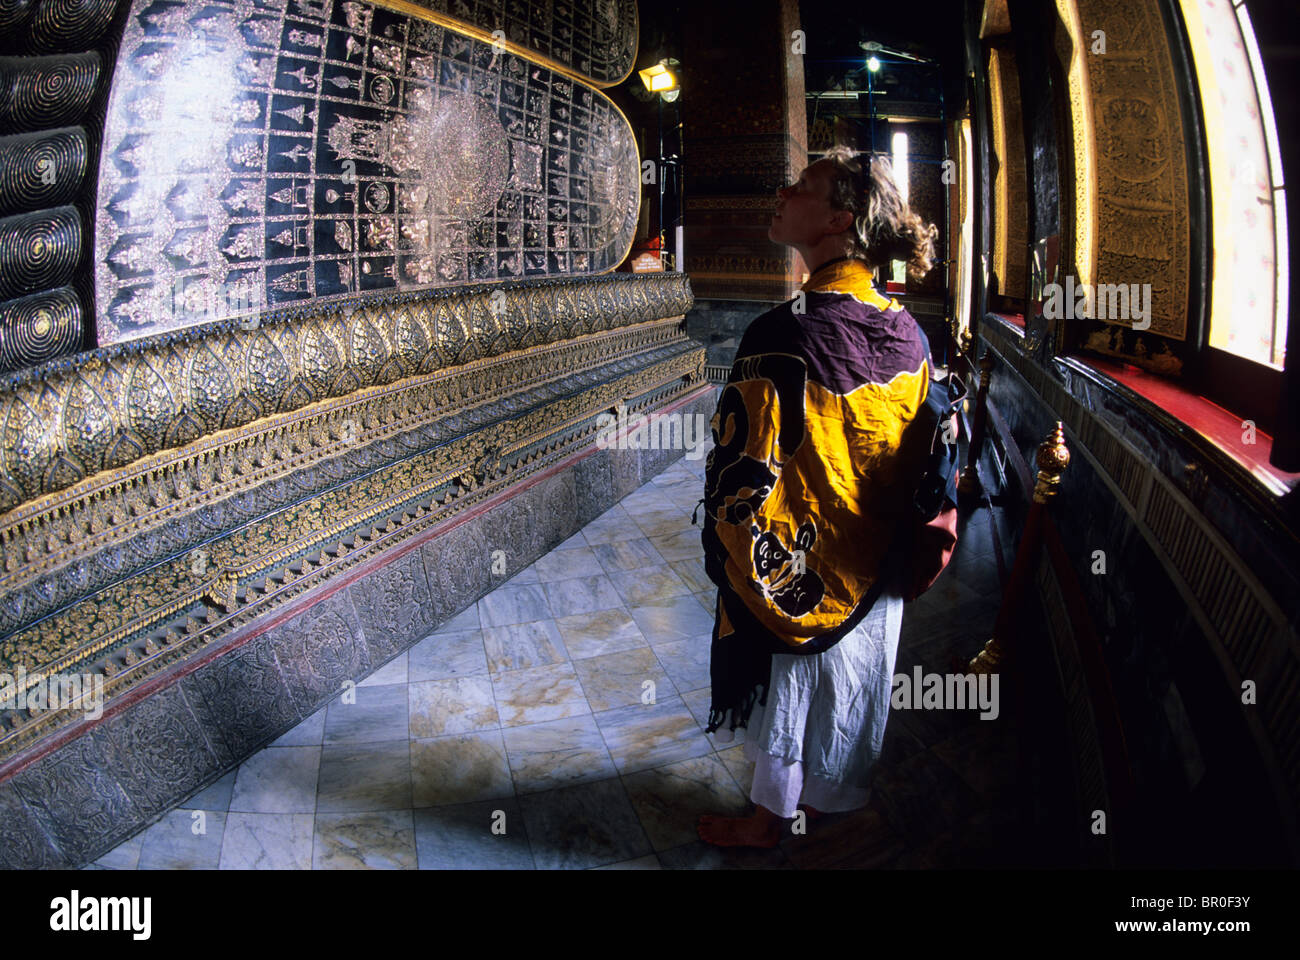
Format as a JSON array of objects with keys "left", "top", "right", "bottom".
[{"left": 768, "top": 160, "right": 847, "bottom": 249}]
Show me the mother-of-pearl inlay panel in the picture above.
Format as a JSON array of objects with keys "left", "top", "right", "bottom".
[
  {"left": 395, "top": 0, "right": 639, "bottom": 87},
  {"left": 94, "top": 0, "right": 640, "bottom": 343}
]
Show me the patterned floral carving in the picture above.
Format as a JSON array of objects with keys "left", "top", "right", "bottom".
[{"left": 0, "top": 272, "right": 692, "bottom": 513}]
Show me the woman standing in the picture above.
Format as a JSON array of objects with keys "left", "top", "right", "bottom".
[{"left": 696, "top": 146, "right": 938, "bottom": 847}]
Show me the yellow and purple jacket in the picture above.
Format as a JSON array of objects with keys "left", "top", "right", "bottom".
[{"left": 701, "top": 257, "right": 930, "bottom": 732}]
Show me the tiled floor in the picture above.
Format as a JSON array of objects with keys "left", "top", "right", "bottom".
[{"left": 90, "top": 441, "right": 1028, "bottom": 870}]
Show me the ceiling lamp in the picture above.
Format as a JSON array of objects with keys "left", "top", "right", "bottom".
[{"left": 638, "top": 58, "right": 680, "bottom": 98}]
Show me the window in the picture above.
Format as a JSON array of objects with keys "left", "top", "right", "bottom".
[
  {"left": 890, "top": 130, "right": 910, "bottom": 286},
  {"left": 1179, "top": 0, "right": 1288, "bottom": 369}
]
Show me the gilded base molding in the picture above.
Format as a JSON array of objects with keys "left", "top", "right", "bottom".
[{"left": 0, "top": 311, "right": 690, "bottom": 630}]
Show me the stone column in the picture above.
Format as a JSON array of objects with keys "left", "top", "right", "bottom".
[{"left": 681, "top": 0, "right": 807, "bottom": 314}]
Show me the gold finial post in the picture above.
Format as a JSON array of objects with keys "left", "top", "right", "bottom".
[{"left": 1032, "top": 421, "right": 1070, "bottom": 504}]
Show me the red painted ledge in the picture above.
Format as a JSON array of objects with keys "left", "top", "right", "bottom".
[{"left": 1070, "top": 353, "right": 1300, "bottom": 495}]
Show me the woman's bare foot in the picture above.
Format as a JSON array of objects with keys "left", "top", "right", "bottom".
[{"left": 697, "top": 805, "right": 782, "bottom": 848}]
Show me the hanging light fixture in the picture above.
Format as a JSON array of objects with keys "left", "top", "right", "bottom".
[{"left": 638, "top": 58, "right": 680, "bottom": 98}]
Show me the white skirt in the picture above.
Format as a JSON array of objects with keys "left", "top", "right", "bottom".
[{"left": 714, "top": 582, "right": 904, "bottom": 819}]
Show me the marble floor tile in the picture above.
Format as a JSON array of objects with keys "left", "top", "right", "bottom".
[
  {"left": 179, "top": 769, "right": 237, "bottom": 811},
  {"left": 661, "top": 496, "right": 706, "bottom": 522},
  {"left": 501, "top": 715, "right": 618, "bottom": 794},
  {"left": 651, "top": 461, "right": 701, "bottom": 482},
  {"left": 408, "top": 676, "right": 499, "bottom": 738},
  {"left": 270, "top": 708, "right": 326, "bottom": 747},
  {"left": 652, "top": 637, "right": 713, "bottom": 693},
  {"left": 580, "top": 509, "right": 642, "bottom": 546},
  {"left": 592, "top": 503, "right": 632, "bottom": 524},
  {"left": 137, "top": 809, "right": 227, "bottom": 869},
  {"left": 571, "top": 647, "right": 674, "bottom": 712},
  {"left": 650, "top": 464, "right": 697, "bottom": 487},
  {"left": 411, "top": 731, "right": 514, "bottom": 807},
  {"left": 694, "top": 591, "right": 716, "bottom": 615},
  {"left": 946, "top": 558, "right": 1004, "bottom": 604},
  {"left": 716, "top": 744, "right": 756, "bottom": 796},
  {"left": 606, "top": 566, "right": 692, "bottom": 605},
  {"left": 655, "top": 839, "right": 789, "bottom": 870},
  {"left": 779, "top": 805, "right": 906, "bottom": 870},
  {"left": 554, "top": 607, "right": 648, "bottom": 660},
  {"left": 359, "top": 652, "right": 408, "bottom": 687},
  {"left": 229, "top": 746, "right": 321, "bottom": 814},
  {"left": 657, "top": 472, "right": 705, "bottom": 495},
  {"left": 929, "top": 721, "right": 1020, "bottom": 800},
  {"left": 408, "top": 629, "right": 489, "bottom": 682},
  {"left": 324, "top": 683, "right": 409, "bottom": 745},
  {"left": 435, "top": 605, "right": 481, "bottom": 634},
  {"left": 557, "top": 531, "right": 586, "bottom": 550},
  {"left": 593, "top": 854, "right": 662, "bottom": 869},
  {"left": 913, "top": 567, "right": 984, "bottom": 612},
  {"left": 219, "top": 812, "right": 314, "bottom": 870},
  {"left": 669, "top": 557, "right": 713, "bottom": 593},
  {"left": 492, "top": 661, "right": 590, "bottom": 727},
  {"left": 679, "top": 687, "right": 745, "bottom": 750},
  {"left": 649, "top": 528, "right": 704, "bottom": 562},
  {"left": 315, "top": 740, "right": 412, "bottom": 813},
  {"left": 503, "top": 565, "right": 541, "bottom": 585},
  {"left": 590, "top": 538, "right": 666, "bottom": 574},
  {"left": 633, "top": 510, "right": 693, "bottom": 540},
  {"left": 95, "top": 832, "right": 143, "bottom": 870},
  {"left": 413, "top": 798, "right": 535, "bottom": 869},
  {"left": 628, "top": 595, "right": 716, "bottom": 645},
  {"left": 620, "top": 489, "right": 675, "bottom": 515},
  {"left": 478, "top": 582, "right": 552, "bottom": 627},
  {"left": 878, "top": 710, "right": 928, "bottom": 767},
  {"left": 517, "top": 777, "right": 651, "bottom": 869},
  {"left": 622, "top": 754, "right": 749, "bottom": 851},
  {"left": 533, "top": 546, "right": 606, "bottom": 582},
  {"left": 481, "top": 619, "right": 569, "bottom": 674},
  {"left": 544, "top": 574, "right": 625, "bottom": 618},
  {"left": 871, "top": 748, "right": 984, "bottom": 844},
  {"left": 593, "top": 696, "right": 711, "bottom": 775},
  {"left": 313, "top": 810, "right": 417, "bottom": 870}
]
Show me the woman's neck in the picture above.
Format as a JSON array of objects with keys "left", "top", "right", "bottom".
[
  {"left": 797, "top": 238, "right": 857, "bottom": 277},
  {"left": 807, "top": 255, "right": 853, "bottom": 278}
]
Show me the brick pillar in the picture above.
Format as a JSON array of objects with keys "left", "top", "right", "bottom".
[{"left": 681, "top": 0, "right": 807, "bottom": 302}]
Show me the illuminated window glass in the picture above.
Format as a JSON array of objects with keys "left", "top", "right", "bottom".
[
  {"left": 1179, "top": 0, "right": 1288, "bottom": 369},
  {"left": 891, "top": 130, "right": 910, "bottom": 285}
]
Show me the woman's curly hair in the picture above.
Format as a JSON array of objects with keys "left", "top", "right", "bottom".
[{"left": 822, "top": 145, "right": 938, "bottom": 280}]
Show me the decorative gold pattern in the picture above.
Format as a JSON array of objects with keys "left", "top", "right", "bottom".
[
  {"left": 0, "top": 272, "right": 691, "bottom": 514},
  {"left": 987, "top": 45, "right": 1028, "bottom": 305},
  {"left": 0, "top": 308, "right": 690, "bottom": 620},
  {"left": 1054, "top": 0, "right": 1191, "bottom": 339},
  {"left": 1034, "top": 421, "right": 1071, "bottom": 503}
]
